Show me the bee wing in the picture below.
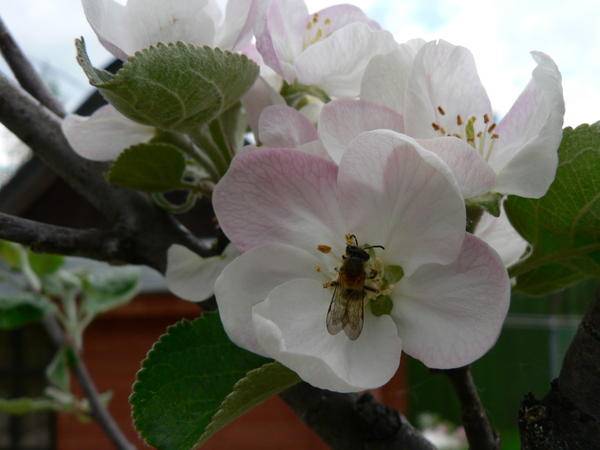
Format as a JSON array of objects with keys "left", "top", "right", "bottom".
[
  {"left": 326, "top": 284, "right": 347, "bottom": 335},
  {"left": 343, "top": 292, "right": 365, "bottom": 341}
]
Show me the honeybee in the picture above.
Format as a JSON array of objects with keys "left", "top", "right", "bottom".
[{"left": 325, "top": 235, "right": 383, "bottom": 341}]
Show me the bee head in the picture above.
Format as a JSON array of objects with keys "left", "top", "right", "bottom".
[{"left": 345, "top": 245, "right": 370, "bottom": 261}]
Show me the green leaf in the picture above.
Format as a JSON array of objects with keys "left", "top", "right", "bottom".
[
  {"left": 0, "top": 397, "right": 62, "bottom": 415},
  {"left": 506, "top": 123, "right": 600, "bottom": 295},
  {"left": 46, "top": 348, "right": 71, "bottom": 392},
  {"left": 107, "top": 143, "right": 187, "bottom": 192},
  {"left": 76, "top": 38, "right": 259, "bottom": 132},
  {"left": 0, "top": 294, "right": 54, "bottom": 330},
  {"left": 29, "top": 252, "right": 64, "bottom": 277},
  {"left": 131, "top": 313, "right": 271, "bottom": 450},
  {"left": 370, "top": 295, "right": 393, "bottom": 317},
  {"left": 198, "top": 362, "right": 300, "bottom": 447},
  {"left": 81, "top": 267, "right": 140, "bottom": 318},
  {"left": 0, "top": 240, "right": 20, "bottom": 269}
]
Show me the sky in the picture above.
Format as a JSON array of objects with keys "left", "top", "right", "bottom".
[{"left": 1, "top": 0, "right": 599, "bottom": 173}]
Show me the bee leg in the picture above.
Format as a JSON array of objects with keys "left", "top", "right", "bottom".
[
  {"left": 323, "top": 280, "right": 340, "bottom": 289},
  {"left": 368, "top": 269, "right": 378, "bottom": 279},
  {"left": 364, "top": 285, "right": 379, "bottom": 293}
]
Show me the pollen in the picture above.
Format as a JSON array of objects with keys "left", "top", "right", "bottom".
[
  {"left": 437, "top": 106, "right": 446, "bottom": 115},
  {"left": 324, "top": 18, "right": 332, "bottom": 25},
  {"left": 317, "top": 244, "right": 332, "bottom": 254},
  {"left": 315, "top": 264, "right": 322, "bottom": 272}
]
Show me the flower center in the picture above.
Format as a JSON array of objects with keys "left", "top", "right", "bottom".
[
  {"left": 314, "top": 235, "right": 403, "bottom": 339},
  {"left": 303, "top": 13, "right": 333, "bottom": 49},
  {"left": 431, "top": 105, "right": 500, "bottom": 161}
]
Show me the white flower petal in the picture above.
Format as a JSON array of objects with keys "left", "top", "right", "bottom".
[
  {"left": 294, "top": 23, "right": 397, "bottom": 97},
  {"left": 259, "top": 104, "right": 318, "bottom": 147},
  {"left": 213, "top": 148, "right": 344, "bottom": 252},
  {"left": 255, "top": 0, "right": 308, "bottom": 81},
  {"left": 417, "top": 137, "right": 496, "bottom": 199},
  {"left": 214, "top": 243, "right": 320, "bottom": 357},
  {"left": 82, "top": 0, "right": 217, "bottom": 58},
  {"left": 62, "top": 105, "right": 154, "bottom": 161},
  {"left": 253, "top": 278, "right": 402, "bottom": 392},
  {"left": 337, "top": 130, "right": 465, "bottom": 275},
  {"left": 242, "top": 76, "right": 286, "bottom": 137},
  {"left": 405, "top": 39, "right": 492, "bottom": 139},
  {"left": 392, "top": 234, "right": 510, "bottom": 369},
  {"left": 166, "top": 244, "right": 239, "bottom": 303},
  {"left": 318, "top": 99, "right": 404, "bottom": 164},
  {"left": 475, "top": 206, "right": 528, "bottom": 267},
  {"left": 361, "top": 39, "right": 426, "bottom": 113},
  {"left": 215, "top": 0, "right": 257, "bottom": 50},
  {"left": 491, "top": 52, "right": 565, "bottom": 198}
]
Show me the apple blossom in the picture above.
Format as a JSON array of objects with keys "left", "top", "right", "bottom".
[
  {"left": 166, "top": 244, "right": 239, "bottom": 302},
  {"left": 82, "top": 0, "right": 259, "bottom": 60},
  {"left": 361, "top": 39, "right": 565, "bottom": 198},
  {"left": 204, "top": 130, "right": 510, "bottom": 392},
  {"left": 62, "top": 105, "right": 154, "bottom": 162},
  {"left": 255, "top": 0, "right": 397, "bottom": 97}
]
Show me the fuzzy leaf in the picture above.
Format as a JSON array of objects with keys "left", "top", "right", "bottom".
[
  {"left": 0, "top": 294, "right": 54, "bottom": 330},
  {"left": 76, "top": 38, "right": 259, "bottom": 132},
  {"left": 131, "top": 313, "right": 271, "bottom": 450},
  {"left": 506, "top": 123, "right": 600, "bottom": 294},
  {"left": 197, "top": 362, "right": 300, "bottom": 447},
  {"left": 107, "top": 143, "right": 187, "bottom": 192},
  {"left": 80, "top": 267, "right": 140, "bottom": 318}
]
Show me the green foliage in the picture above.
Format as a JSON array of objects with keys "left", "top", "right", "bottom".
[
  {"left": 131, "top": 313, "right": 299, "bottom": 450},
  {"left": 0, "top": 398, "right": 62, "bottom": 415},
  {"left": 107, "top": 143, "right": 188, "bottom": 192},
  {"left": 198, "top": 362, "right": 300, "bottom": 447},
  {"left": 0, "top": 294, "right": 54, "bottom": 330},
  {"left": 29, "top": 252, "right": 65, "bottom": 277},
  {"left": 80, "top": 267, "right": 140, "bottom": 318},
  {"left": 0, "top": 240, "right": 20, "bottom": 268},
  {"left": 76, "top": 38, "right": 258, "bottom": 132},
  {"left": 506, "top": 123, "right": 600, "bottom": 295},
  {"left": 467, "top": 192, "right": 502, "bottom": 217},
  {"left": 46, "top": 348, "right": 71, "bottom": 392}
]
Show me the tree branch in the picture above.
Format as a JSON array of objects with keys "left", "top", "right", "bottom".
[
  {"left": 519, "top": 289, "right": 600, "bottom": 449},
  {"left": 0, "top": 74, "right": 211, "bottom": 270},
  {"left": 0, "top": 16, "right": 64, "bottom": 117},
  {"left": 43, "top": 315, "right": 136, "bottom": 450},
  {"left": 445, "top": 366, "right": 500, "bottom": 450},
  {"left": 281, "top": 383, "right": 435, "bottom": 450}
]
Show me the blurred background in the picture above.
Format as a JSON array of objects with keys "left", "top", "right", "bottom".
[{"left": 1, "top": 1, "right": 599, "bottom": 449}]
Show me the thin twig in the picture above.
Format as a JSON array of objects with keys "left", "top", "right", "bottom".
[
  {"left": 0, "top": 16, "right": 65, "bottom": 117},
  {"left": 43, "top": 316, "right": 136, "bottom": 450},
  {"left": 445, "top": 366, "right": 500, "bottom": 450}
]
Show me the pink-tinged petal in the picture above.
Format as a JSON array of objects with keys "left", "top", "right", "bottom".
[
  {"left": 337, "top": 130, "right": 465, "bottom": 275},
  {"left": 217, "top": 0, "right": 258, "bottom": 51},
  {"left": 166, "top": 244, "right": 239, "bottom": 303},
  {"left": 417, "top": 137, "right": 496, "bottom": 199},
  {"left": 491, "top": 52, "right": 564, "bottom": 198},
  {"left": 215, "top": 243, "right": 320, "bottom": 357},
  {"left": 253, "top": 278, "right": 402, "bottom": 392},
  {"left": 82, "top": 0, "right": 217, "bottom": 58},
  {"left": 303, "top": 4, "right": 380, "bottom": 47},
  {"left": 405, "top": 40, "right": 492, "bottom": 139},
  {"left": 361, "top": 39, "right": 426, "bottom": 113},
  {"left": 475, "top": 206, "right": 528, "bottom": 267},
  {"left": 259, "top": 105, "right": 318, "bottom": 147},
  {"left": 319, "top": 99, "right": 404, "bottom": 163},
  {"left": 242, "top": 76, "right": 285, "bottom": 137},
  {"left": 213, "top": 148, "right": 345, "bottom": 252},
  {"left": 392, "top": 234, "right": 510, "bottom": 369},
  {"left": 255, "top": 0, "right": 308, "bottom": 80},
  {"left": 297, "top": 140, "right": 332, "bottom": 160},
  {"left": 294, "top": 23, "right": 397, "bottom": 97},
  {"left": 62, "top": 105, "right": 154, "bottom": 161}
]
